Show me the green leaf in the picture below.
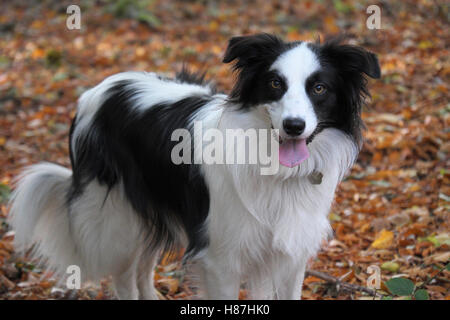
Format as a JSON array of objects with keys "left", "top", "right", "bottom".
[
  {"left": 137, "top": 12, "right": 161, "bottom": 27},
  {"left": 382, "top": 296, "right": 393, "bottom": 300},
  {"left": 0, "top": 183, "right": 11, "bottom": 204},
  {"left": 369, "top": 180, "right": 391, "bottom": 187},
  {"left": 45, "top": 49, "right": 62, "bottom": 67},
  {"left": 419, "top": 233, "right": 450, "bottom": 247},
  {"left": 445, "top": 263, "right": 450, "bottom": 271},
  {"left": 385, "top": 278, "right": 415, "bottom": 296},
  {"left": 414, "top": 289, "right": 429, "bottom": 300},
  {"left": 333, "top": 0, "right": 353, "bottom": 13},
  {"left": 0, "top": 55, "right": 10, "bottom": 69},
  {"left": 329, "top": 212, "right": 341, "bottom": 222},
  {"left": 418, "top": 235, "right": 440, "bottom": 247},
  {"left": 381, "top": 261, "right": 400, "bottom": 273}
]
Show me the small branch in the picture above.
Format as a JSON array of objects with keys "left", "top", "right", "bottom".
[
  {"left": 413, "top": 262, "right": 449, "bottom": 295},
  {"left": 305, "top": 270, "right": 382, "bottom": 298},
  {"left": 437, "top": 276, "right": 450, "bottom": 283}
]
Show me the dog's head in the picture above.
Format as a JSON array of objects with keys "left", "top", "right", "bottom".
[{"left": 223, "top": 34, "right": 380, "bottom": 167}]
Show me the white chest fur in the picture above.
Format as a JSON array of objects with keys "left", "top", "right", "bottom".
[{"left": 198, "top": 106, "right": 359, "bottom": 273}]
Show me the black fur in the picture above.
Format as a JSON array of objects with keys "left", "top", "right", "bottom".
[
  {"left": 69, "top": 80, "right": 212, "bottom": 257},
  {"left": 308, "top": 39, "right": 381, "bottom": 144},
  {"left": 176, "top": 67, "right": 207, "bottom": 86},
  {"left": 223, "top": 33, "right": 297, "bottom": 107}
]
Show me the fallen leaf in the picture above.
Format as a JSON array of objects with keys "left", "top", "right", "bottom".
[
  {"left": 381, "top": 261, "right": 400, "bottom": 273},
  {"left": 371, "top": 229, "right": 395, "bottom": 249}
]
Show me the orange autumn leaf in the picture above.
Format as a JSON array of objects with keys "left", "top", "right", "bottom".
[
  {"left": 208, "top": 20, "right": 219, "bottom": 32},
  {"left": 324, "top": 16, "right": 339, "bottom": 34},
  {"left": 31, "top": 48, "right": 45, "bottom": 59}
]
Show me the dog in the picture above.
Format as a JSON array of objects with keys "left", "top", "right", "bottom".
[{"left": 9, "top": 34, "right": 380, "bottom": 299}]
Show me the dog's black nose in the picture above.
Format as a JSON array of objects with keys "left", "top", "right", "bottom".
[{"left": 283, "top": 118, "right": 305, "bottom": 136}]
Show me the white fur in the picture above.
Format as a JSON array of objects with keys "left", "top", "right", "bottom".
[
  {"left": 269, "top": 42, "right": 320, "bottom": 139},
  {"left": 198, "top": 106, "right": 358, "bottom": 299},
  {"left": 9, "top": 163, "right": 74, "bottom": 258},
  {"left": 9, "top": 163, "right": 156, "bottom": 299}
]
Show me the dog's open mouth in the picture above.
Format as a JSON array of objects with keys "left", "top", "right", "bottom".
[
  {"left": 271, "top": 124, "right": 310, "bottom": 168},
  {"left": 279, "top": 137, "right": 309, "bottom": 168}
]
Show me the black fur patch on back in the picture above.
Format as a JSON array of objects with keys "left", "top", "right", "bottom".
[
  {"left": 69, "top": 80, "right": 212, "bottom": 258},
  {"left": 176, "top": 67, "right": 207, "bottom": 86}
]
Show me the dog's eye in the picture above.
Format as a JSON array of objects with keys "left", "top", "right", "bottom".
[
  {"left": 313, "top": 83, "right": 326, "bottom": 95},
  {"left": 271, "top": 79, "right": 281, "bottom": 89}
]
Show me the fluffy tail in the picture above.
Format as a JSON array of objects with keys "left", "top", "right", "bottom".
[{"left": 8, "top": 162, "right": 81, "bottom": 278}]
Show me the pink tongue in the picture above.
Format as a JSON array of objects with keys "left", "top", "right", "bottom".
[{"left": 279, "top": 139, "right": 309, "bottom": 168}]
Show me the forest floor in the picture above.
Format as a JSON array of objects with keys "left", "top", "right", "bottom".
[{"left": 0, "top": 0, "right": 448, "bottom": 299}]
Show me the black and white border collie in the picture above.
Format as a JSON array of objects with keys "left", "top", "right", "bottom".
[{"left": 9, "top": 34, "right": 380, "bottom": 299}]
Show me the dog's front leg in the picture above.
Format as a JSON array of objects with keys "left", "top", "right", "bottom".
[
  {"left": 200, "top": 253, "right": 240, "bottom": 299},
  {"left": 273, "top": 259, "right": 307, "bottom": 300}
]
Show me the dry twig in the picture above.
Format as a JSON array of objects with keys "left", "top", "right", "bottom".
[{"left": 305, "top": 270, "right": 382, "bottom": 298}]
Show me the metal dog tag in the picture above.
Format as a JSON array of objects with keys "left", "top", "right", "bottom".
[{"left": 308, "top": 171, "right": 323, "bottom": 185}]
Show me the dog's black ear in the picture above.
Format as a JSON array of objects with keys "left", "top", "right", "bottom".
[
  {"left": 223, "top": 34, "right": 286, "bottom": 68},
  {"left": 222, "top": 36, "right": 246, "bottom": 64},
  {"left": 363, "top": 51, "right": 381, "bottom": 79},
  {"left": 321, "top": 41, "right": 381, "bottom": 79},
  {"left": 340, "top": 45, "right": 381, "bottom": 79},
  {"left": 223, "top": 34, "right": 288, "bottom": 107}
]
